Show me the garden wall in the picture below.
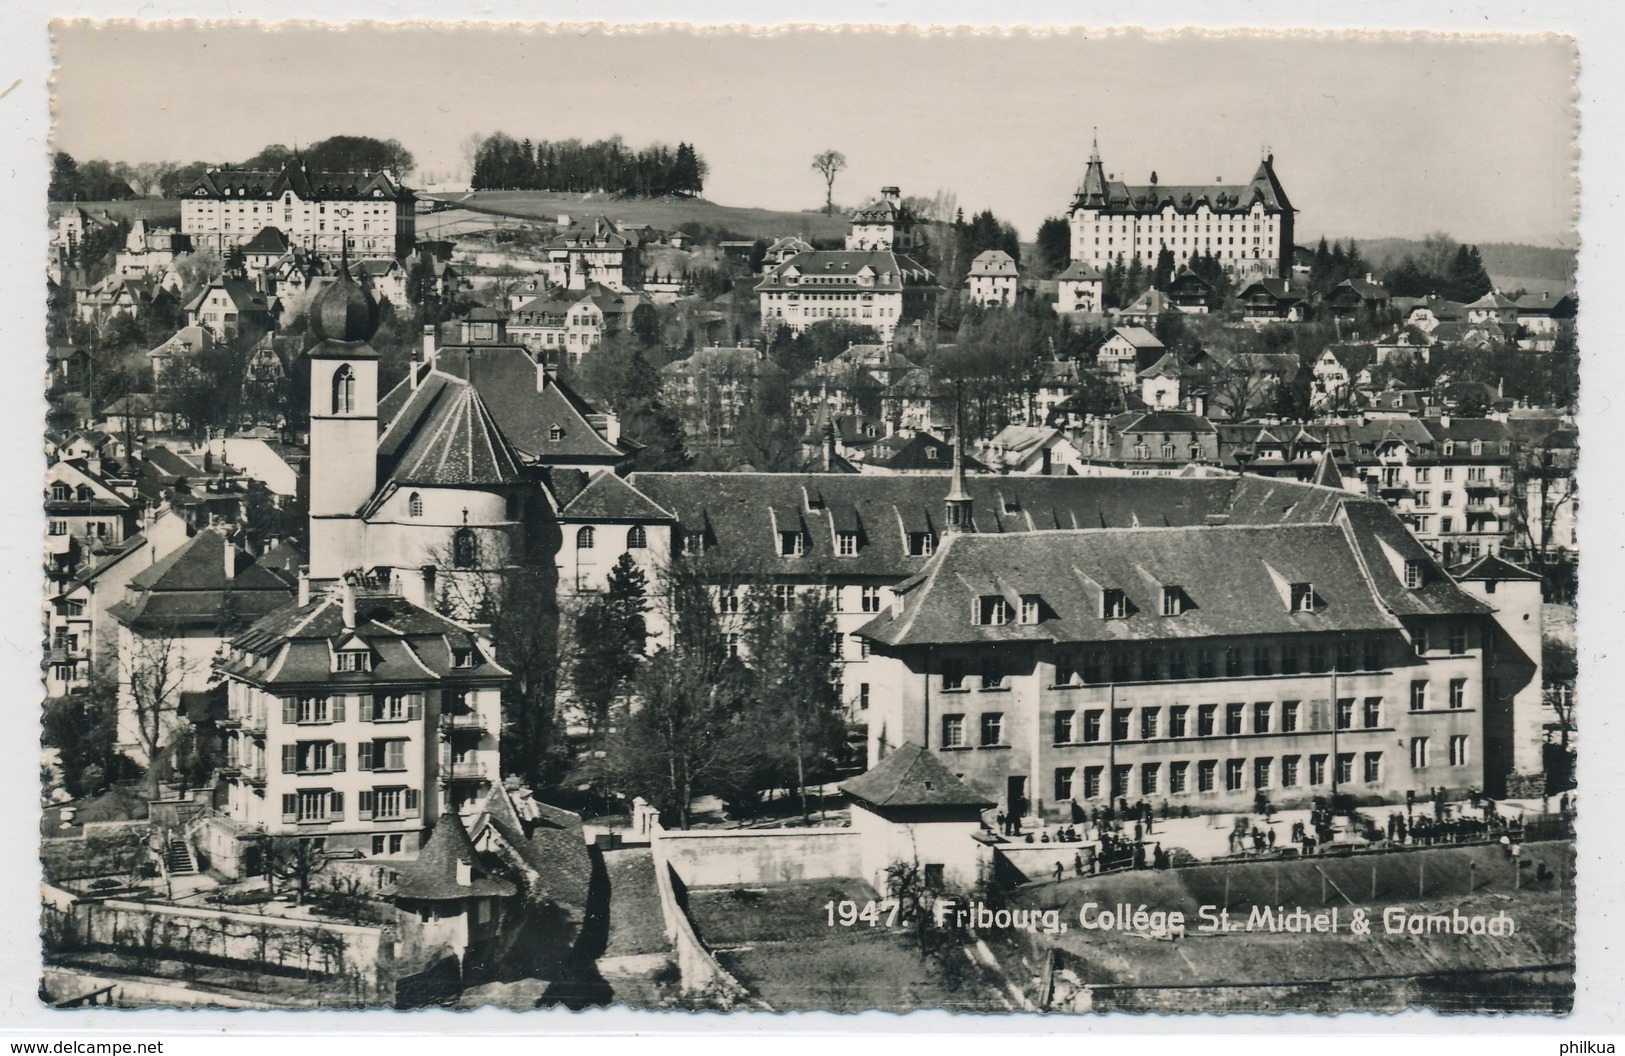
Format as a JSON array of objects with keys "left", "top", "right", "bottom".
[{"left": 651, "top": 826, "right": 861, "bottom": 887}]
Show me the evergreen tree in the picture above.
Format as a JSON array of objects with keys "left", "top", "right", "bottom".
[
  {"left": 571, "top": 553, "right": 650, "bottom": 801},
  {"left": 49, "top": 152, "right": 81, "bottom": 202},
  {"left": 1153, "top": 246, "right": 1176, "bottom": 290}
]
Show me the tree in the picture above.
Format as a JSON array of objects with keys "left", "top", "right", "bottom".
[
  {"left": 1033, "top": 217, "right": 1071, "bottom": 279},
  {"left": 811, "top": 150, "right": 847, "bottom": 216},
  {"left": 613, "top": 558, "right": 749, "bottom": 829},
  {"left": 263, "top": 836, "right": 329, "bottom": 905},
  {"left": 741, "top": 588, "right": 846, "bottom": 821},
  {"left": 43, "top": 678, "right": 120, "bottom": 799},
  {"left": 49, "top": 152, "right": 81, "bottom": 201},
  {"left": 569, "top": 553, "right": 650, "bottom": 802},
  {"left": 121, "top": 629, "right": 197, "bottom": 800}
]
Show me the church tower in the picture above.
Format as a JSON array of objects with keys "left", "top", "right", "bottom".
[{"left": 306, "top": 248, "right": 381, "bottom": 582}]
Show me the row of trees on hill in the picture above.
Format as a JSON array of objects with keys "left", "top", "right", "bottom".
[
  {"left": 469, "top": 134, "right": 707, "bottom": 197},
  {"left": 48, "top": 138, "right": 418, "bottom": 202},
  {"left": 1381, "top": 234, "right": 1496, "bottom": 303}
]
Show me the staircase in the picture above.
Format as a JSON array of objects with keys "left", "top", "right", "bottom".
[{"left": 163, "top": 838, "right": 197, "bottom": 877}]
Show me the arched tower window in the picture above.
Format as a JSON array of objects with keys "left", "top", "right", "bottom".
[
  {"left": 576, "top": 526, "right": 595, "bottom": 550},
  {"left": 627, "top": 525, "right": 647, "bottom": 550},
  {"left": 407, "top": 492, "right": 423, "bottom": 518},
  {"left": 452, "top": 527, "right": 477, "bottom": 569},
  {"left": 332, "top": 364, "right": 356, "bottom": 415}
]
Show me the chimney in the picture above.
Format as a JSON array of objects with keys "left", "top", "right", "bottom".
[
  {"left": 223, "top": 532, "right": 236, "bottom": 580},
  {"left": 1439, "top": 414, "right": 1451, "bottom": 429},
  {"left": 456, "top": 857, "right": 473, "bottom": 887},
  {"left": 822, "top": 423, "right": 838, "bottom": 470},
  {"left": 297, "top": 565, "right": 310, "bottom": 607},
  {"left": 341, "top": 576, "right": 356, "bottom": 630}
]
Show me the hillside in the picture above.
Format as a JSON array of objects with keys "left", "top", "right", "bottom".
[
  {"left": 1327, "top": 237, "right": 1576, "bottom": 296},
  {"left": 435, "top": 190, "right": 853, "bottom": 242},
  {"left": 47, "top": 200, "right": 182, "bottom": 227}
]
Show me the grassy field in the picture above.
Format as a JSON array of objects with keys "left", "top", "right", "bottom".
[
  {"left": 438, "top": 191, "right": 851, "bottom": 242},
  {"left": 686, "top": 878, "right": 1011, "bottom": 1012},
  {"left": 48, "top": 200, "right": 182, "bottom": 227},
  {"left": 1008, "top": 841, "right": 1573, "bottom": 1008}
]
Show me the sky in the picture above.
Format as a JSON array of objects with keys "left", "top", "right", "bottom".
[{"left": 50, "top": 24, "right": 1576, "bottom": 246}]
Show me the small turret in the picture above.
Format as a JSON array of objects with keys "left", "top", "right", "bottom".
[{"left": 944, "top": 430, "right": 972, "bottom": 533}]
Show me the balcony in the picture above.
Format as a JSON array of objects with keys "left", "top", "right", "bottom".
[
  {"left": 439, "top": 711, "right": 488, "bottom": 735},
  {"left": 1463, "top": 477, "right": 1499, "bottom": 494},
  {"left": 1376, "top": 480, "right": 1412, "bottom": 496},
  {"left": 441, "top": 759, "right": 490, "bottom": 784},
  {"left": 218, "top": 711, "right": 266, "bottom": 734}
]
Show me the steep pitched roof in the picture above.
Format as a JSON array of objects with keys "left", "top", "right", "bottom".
[
  {"left": 108, "top": 528, "right": 295, "bottom": 632},
  {"left": 969, "top": 250, "right": 1019, "bottom": 276},
  {"left": 242, "top": 226, "right": 292, "bottom": 255},
  {"left": 1057, "top": 260, "right": 1105, "bottom": 282},
  {"left": 1310, "top": 449, "right": 1346, "bottom": 490},
  {"left": 378, "top": 377, "right": 525, "bottom": 489},
  {"left": 870, "top": 432, "right": 988, "bottom": 473},
  {"left": 840, "top": 743, "right": 996, "bottom": 809},
  {"left": 394, "top": 811, "right": 517, "bottom": 902},
  {"left": 560, "top": 471, "right": 675, "bottom": 522},
  {"left": 1107, "top": 325, "right": 1166, "bottom": 350},
  {"left": 1451, "top": 553, "right": 1543, "bottom": 583}
]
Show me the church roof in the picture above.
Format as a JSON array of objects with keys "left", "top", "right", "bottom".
[{"left": 377, "top": 377, "right": 526, "bottom": 488}]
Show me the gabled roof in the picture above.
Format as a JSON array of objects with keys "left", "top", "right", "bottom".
[
  {"left": 1106, "top": 326, "right": 1165, "bottom": 350},
  {"left": 394, "top": 811, "right": 517, "bottom": 902},
  {"left": 1451, "top": 553, "right": 1543, "bottom": 583},
  {"left": 560, "top": 471, "right": 675, "bottom": 522},
  {"left": 870, "top": 431, "right": 987, "bottom": 473},
  {"left": 183, "top": 276, "right": 273, "bottom": 316},
  {"left": 1056, "top": 260, "right": 1105, "bottom": 282},
  {"left": 755, "top": 250, "right": 938, "bottom": 294},
  {"left": 840, "top": 742, "right": 995, "bottom": 810},
  {"left": 1137, "top": 351, "right": 1189, "bottom": 380},
  {"left": 1310, "top": 450, "right": 1345, "bottom": 490},
  {"left": 109, "top": 528, "right": 295, "bottom": 632},
  {"left": 1113, "top": 410, "right": 1216, "bottom": 434},
  {"left": 969, "top": 250, "right": 1019, "bottom": 276},
  {"left": 241, "top": 226, "right": 292, "bottom": 255}
]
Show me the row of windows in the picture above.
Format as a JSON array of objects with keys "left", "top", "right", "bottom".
[
  {"left": 940, "top": 636, "right": 1401, "bottom": 690},
  {"left": 576, "top": 525, "right": 647, "bottom": 550},
  {"left": 949, "top": 686, "right": 1467, "bottom": 749},
  {"left": 775, "top": 529, "right": 934, "bottom": 557},
  {"left": 279, "top": 738, "right": 412, "bottom": 774},
  {"left": 1050, "top": 737, "right": 1469, "bottom": 801},
  {"left": 281, "top": 693, "right": 456, "bottom": 724},
  {"left": 279, "top": 787, "right": 420, "bottom": 823},
  {"left": 714, "top": 584, "right": 885, "bottom": 617}
]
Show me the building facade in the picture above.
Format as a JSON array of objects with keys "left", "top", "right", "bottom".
[
  {"left": 180, "top": 161, "right": 416, "bottom": 258},
  {"left": 1067, "top": 138, "right": 1294, "bottom": 281}
]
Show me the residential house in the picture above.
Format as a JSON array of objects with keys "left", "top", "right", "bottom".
[
  {"left": 540, "top": 216, "right": 642, "bottom": 291},
  {"left": 1464, "top": 290, "right": 1520, "bottom": 326},
  {"left": 1115, "top": 287, "right": 1175, "bottom": 328},
  {"left": 1080, "top": 410, "right": 1220, "bottom": 474},
  {"left": 968, "top": 250, "right": 1020, "bottom": 308},
  {"left": 211, "top": 573, "right": 507, "bottom": 866},
  {"left": 1054, "top": 260, "right": 1105, "bottom": 315},
  {"left": 1096, "top": 326, "right": 1167, "bottom": 388},
  {"left": 241, "top": 226, "right": 294, "bottom": 273},
  {"left": 1165, "top": 267, "right": 1217, "bottom": 314},
  {"left": 106, "top": 526, "right": 298, "bottom": 764},
  {"left": 507, "top": 284, "right": 656, "bottom": 364},
  {"left": 45, "top": 458, "right": 140, "bottom": 576},
  {"left": 1322, "top": 277, "right": 1391, "bottom": 326},
  {"left": 845, "top": 187, "right": 920, "bottom": 252},
  {"left": 1513, "top": 292, "right": 1577, "bottom": 352},
  {"left": 757, "top": 247, "right": 942, "bottom": 344},
  {"left": 1237, "top": 277, "right": 1306, "bottom": 325},
  {"left": 184, "top": 277, "right": 278, "bottom": 340},
  {"left": 861, "top": 431, "right": 988, "bottom": 475},
  {"left": 975, "top": 426, "right": 1085, "bottom": 476},
  {"left": 146, "top": 325, "right": 217, "bottom": 384},
  {"left": 660, "top": 345, "right": 788, "bottom": 442}
]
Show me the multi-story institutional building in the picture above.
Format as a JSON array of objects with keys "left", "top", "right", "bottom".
[
  {"left": 759, "top": 191, "right": 941, "bottom": 342},
  {"left": 856, "top": 497, "right": 1536, "bottom": 822},
  {"left": 180, "top": 160, "right": 417, "bottom": 258},
  {"left": 1067, "top": 137, "right": 1294, "bottom": 281},
  {"left": 213, "top": 572, "right": 508, "bottom": 865}
]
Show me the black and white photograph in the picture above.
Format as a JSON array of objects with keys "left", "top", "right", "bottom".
[{"left": 22, "top": 13, "right": 1593, "bottom": 1022}]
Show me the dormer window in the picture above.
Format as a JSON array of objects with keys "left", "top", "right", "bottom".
[
  {"left": 1290, "top": 582, "right": 1317, "bottom": 613},
  {"left": 975, "top": 596, "right": 1012, "bottom": 625},
  {"left": 452, "top": 647, "right": 477, "bottom": 668},
  {"left": 1161, "top": 586, "right": 1186, "bottom": 617},
  {"left": 908, "top": 531, "right": 936, "bottom": 557},
  {"left": 1102, "top": 588, "right": 1129, "bottom": 620},
  {"left": 779, "top": 531, "right": 805, "bottom": 557},
  {"left": 1019, "top": 595, "right": 1042, "bottom": 624},
  {"left": 1443, "top": 441, "right": 1455, "bottom": 457},
  {"left": 683, "top": 530, "right": 705, "bottom": 555},
  {"left": 837, "top": 531, "right": 858, "bottom": 557},
  {"left": 1471, "top": 440, "right": 1483, "bottom": 457},
  {"left": 925, "top": 447, "right": 939, "bottom": 461},
  {"left": 1404, "top": 559, "right": 1425, "bottom": 590},
  {"left": 336, "top": 648, "right": 371, "bottom": 673},
  {"left": 549, "top": 425, "right": 564, "bottom": 441}
]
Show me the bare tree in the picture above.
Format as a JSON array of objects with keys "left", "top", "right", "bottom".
[
  {"left": 121, "top": 627, "right": 198, "bottom": 799},
  {"left": 811, "top": 150, "right": 847, "bottom": 216}
]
